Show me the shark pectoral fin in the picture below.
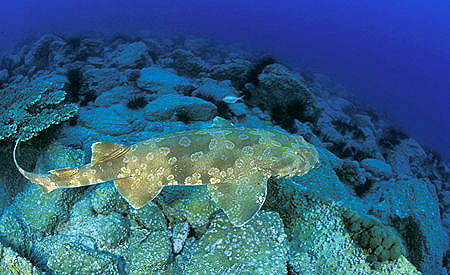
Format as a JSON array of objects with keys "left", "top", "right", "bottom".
[
  {"left": 49, "top": 167, "right": 78, "bottom": 177},
  {"left": 114, "top": 177, "right": 162, "bottom": 209},
  {"left": 207, "top": 173, "right": 268, "bottom": 227},
  {"left": 212, "top": 116, "right": 234, "bottom": 128},
  {"left": 38, "top": 184, "right": 57, "bottom": 194},
  {"left": 91, "top": 142, "right": 130, "bottom": 164}
]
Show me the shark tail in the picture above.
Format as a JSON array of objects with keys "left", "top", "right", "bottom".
[{"left": 13, "top": 139, "right": 58, "bottom": 193}]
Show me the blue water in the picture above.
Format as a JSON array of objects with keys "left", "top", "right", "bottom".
[{"left": 1, "top": 0, "right": 449, "bottom": 160}]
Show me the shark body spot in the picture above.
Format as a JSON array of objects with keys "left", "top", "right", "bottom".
[
  {"left": 178, "top": 136, "right": 192, "bottom": 147},
  {"left": 159, "top": 147, "right": 170, "bottom": 156},
  {"left": 190, "top": 151, "right": 203, "bottom": 162}
]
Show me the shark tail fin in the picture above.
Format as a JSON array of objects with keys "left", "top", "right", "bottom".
[{"left": 13, "top": 139, "right": 58, "bottom": 193}]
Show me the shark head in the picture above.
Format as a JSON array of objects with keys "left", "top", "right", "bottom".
[{"left": 269, "top": 135, "right": 319, "bottom": 179}]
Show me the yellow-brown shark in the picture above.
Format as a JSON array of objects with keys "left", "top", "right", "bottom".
[{"left": 14, "top": 117, "right": 319, "bottom": 226}]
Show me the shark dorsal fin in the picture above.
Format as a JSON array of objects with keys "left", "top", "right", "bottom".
[
  {"left": 212, "top": 117, "right": 234, "bottom": 128},
  {"left": 91, "top": 142, "right": 130, "bottom": 164}
]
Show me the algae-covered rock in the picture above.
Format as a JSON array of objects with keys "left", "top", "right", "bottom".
[
  {"left": 264, "top": 178, "right": 421, "bottom": 275},
  {"left": 144, "top": 94, "right": 217, "bottom": 122},
  {"left": 179, "top": 211, "right": 288, "bottom": 275},
  {"left": 13, "top": 180, "right": 72, "bottom": 237},
  {"left": 13, "top": 141, "right": 85, "bottom": 236},
  {"left": 78, "top": 106, "right": 140, "bottom": 136},
  {"left": 360, "top": 158, "right": 393, "bottom": 180},
  {"left": 83, "top": 68, "right": 122, "bottom": 96},
  {"left": 253, "top": 63, "right": 320, "bottom": 124},
  {"left": 90, "top": 181, "right": 128, "bottom": 215},
  {"left": 129, "top": 201, "right": 167, "bottom": 231},
  {"left": 370, "top": 175, "right": 447, "bottom": 274},
  {"left": 123, "top": 229, "right": 171, "bottom": 275},
  {"left": 166, "top": 49, "right": 209, "bottom": 77},
  {"left": 47, "top": 242, "right": 120, "bottom": 275},
  {"left": 109, "top": 41, "right": 153, "bottom": 69},
  {"left": 66, "top": 197, "right": 129, "bottom": 252},
  {"left": 136, "top": 67, "right": 193, "bottom": 93},
  {"left": 0, "top": 207, "right": 27, "bottom": 252},
  {"left": 192, "top": 78, "right": 240, "bottom": 103},
  {"left": 210, "top": 59, "right": 253, "bottom": 88},
  {"left": 172, "top": 221, "right": 190, "bottom": 254},
  {"left": 156, "top": 185, "right": 219, "bottom": 235}
]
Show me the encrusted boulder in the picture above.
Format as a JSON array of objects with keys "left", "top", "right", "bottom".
[
  {"left": 136, "top": 67, "right": 194, "bottom": 93},
  {"left": 109, "top": 41, "right": 153, "bottom": 69},
  {"left": 178, "top": 211, "right": 288, "bottom": 275},
  {"left": 144, "top": 94, "right": 217, "bottom": 122}
]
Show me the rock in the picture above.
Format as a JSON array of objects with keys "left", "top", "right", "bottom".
[
  {"left": 83, "top": 68, "right": 122, "bottom": 96},
  {"left": 179, "top": 211, "right": 288, "bottom": 275},
  {"left": 144, "top": 93, "right": 217, "bottom": 122},
  {"left": 250, "top": 63, "right": 320, "bottom": 128},
  {"left": 1, "top": 53, "right": 22, "bottom": 72},
  {"left": 24, "top": 34, "right": 67, "bottom": 71},
  {"left": 370, "top": 176, "right": 447, "bottom": 274},
  {"left": 136, "top": 67, "right": 193, "bottom": 93},
  {"left": 192, "top": 78, "right": 240, "bottom": 102},
  {"left": 157, "top": 185, "right": 219, "bottom": 235},
  {"left": 66, "top": 196, "right": 130, "bottom": 251},
  {"left": 90, "top": 182, "right": 128, "bottom": 215},
  {"left": 78, "top": 38, "right": 105, "bottom": 60},
  {"left": 93, "top": 86, "right": 136, "bottom": 107},
  {"left": 228, "top": 102, "right": 249, "bottom": 117},
  {"left": 172, "top": 222, "right": 190, "bottom": 254},
  {"left": 13, "top": 142, "right": 84, "bottom": 236},
  {"left": 129, "top": 201, "right": 167, "bottom": 231},
  {"left": 0, "top": 207, "right": 26, "bottom": 251},
  {"left": 34, "top": 141, "right": 86, "bottom": 173},
  {"left": 360, "top": 158, "right": 393, "bottom": 180},
  {"left": 210, "top": 59, "right": 253, "bottom": 88},
  {"left": 265, "top": 178, "right": 421, "bottom": 275},
  {"left": 48, "top": 242, "right": 120, "bottom": 275},
  {"left": 386, "top": 138, "right": 427, "bottom": 177},
  {"left": 0, "top": 69, "right": 8, "bottom": 83},
  {"left": 142, "top": 38, "right": 164, "bottom": 59},
  {"left": 78, "top": 106, "right": 143, "bottom": 136},
  {"left": 166, "top": 49, "right": 209, "bottom": 77},
  {"left": 123, "top": 229, "right": 171, "bottom": 275},
  {"left": 109, "top": 41, "right": 152, "bottom": 69}
]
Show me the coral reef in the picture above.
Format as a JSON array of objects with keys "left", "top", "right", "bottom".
[{"left": 0, "top": 74, "right": 78, "bottom": 141}]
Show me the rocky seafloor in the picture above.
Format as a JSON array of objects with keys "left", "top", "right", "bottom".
[{"left": 0, "top": 33, "right": 448, "bottom": 275}]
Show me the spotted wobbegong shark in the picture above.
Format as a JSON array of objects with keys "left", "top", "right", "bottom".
[{"left": 14, "top": 117, "right": 319, "bottom": 226}]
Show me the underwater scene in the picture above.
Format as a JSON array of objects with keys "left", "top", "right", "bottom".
[{"left": 0, "top": 1, "right": 449, "bottom": 275}]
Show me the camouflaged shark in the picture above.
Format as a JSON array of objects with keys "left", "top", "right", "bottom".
[{"left": 14, "top": 117, "right": 319, "bottom": 226}]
